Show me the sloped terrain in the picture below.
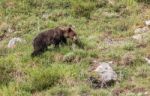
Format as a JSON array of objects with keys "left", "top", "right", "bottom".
[{"left": 0, "top": 0, "right": 150, "bottom": 96}]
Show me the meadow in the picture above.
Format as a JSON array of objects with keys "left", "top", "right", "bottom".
[{"left": 0, "top": 0, "right": 150, "bottom": 96}]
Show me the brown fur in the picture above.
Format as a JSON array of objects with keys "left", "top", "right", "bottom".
[{"left": 31, "top": 26, "right": 77, "bottom": 57}]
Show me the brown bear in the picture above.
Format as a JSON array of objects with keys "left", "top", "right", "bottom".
[{"left": 31, "top": 26, "right": 78, "bottom": 57}]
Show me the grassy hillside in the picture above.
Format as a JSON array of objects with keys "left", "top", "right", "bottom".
[{"left": 0, "top": 0, "right": 150, "bottom": 96}]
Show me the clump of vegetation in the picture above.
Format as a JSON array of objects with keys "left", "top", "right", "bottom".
[
  {"left": 0, "top": 58, "right": 14, "bottom": 85},
  {"left": 136, "top": 0, "right": 150, "bottom": 4},
  {"left": 120, "top": 52, "right": 136, "bottom": 66},
  {"left": 72, "top": 1, "right": 95, "bottom": 18},
  {"left": 28, "top": 67, "right": 62, "bottom": 92}
]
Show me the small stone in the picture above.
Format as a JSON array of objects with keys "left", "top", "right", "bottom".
[
  {"left": 144, "top": 57, "right": 150, "bottom": 65},
  {"left": 7, "top": 37, "right": 25, "bottom": 48},
  {"left": 145, "top": 20, "right": 150, "bottom": 26},
  {"left": 134, "top": 27, "right": 149, "bottom": 34},
  {"left": 42, "top": 13, "right": 49, "bottom": 19},
  {"left": 132, "top": 34, "right": 143, "bottom": 41}
]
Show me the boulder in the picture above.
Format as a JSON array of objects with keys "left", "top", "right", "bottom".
[
  {"left": 89, "top": 61, "right": 117, "bottom": 88},
  {"left": 94, "top": 62, "right": 117, "bottom": 82}
]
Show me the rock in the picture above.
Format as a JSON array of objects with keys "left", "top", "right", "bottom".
[
  {"left": 145, "top": 20, "right": 150, "bottom": 26},
  {"left": 94, "top": 62, "right": 117, "bottom": 81},
  {"left": 132, "top": 32, "right": 149, "bottom": 43},
  {"left": 89, "top": 61, "right": 117, "bottom": 88},
  {"left": 42, "top": 13, "right": 49, "bottom": 19},
  {"left": 134, "top": 27, "right": 149, "bottom": 34},
  {"left": 132, "top": 34, "right": 143, "bottom": 41},
  {"left": 144, "top": 91, "right": 149, "bottom": 95},
  {"left": 7, "top": 37, "right": 24, "bottom": 48},
  {"left": 133, "top": 26, "right": 150, "bottom": 42},
  {"left": 143, "top": 57, "right": 150, "bottom": 65}
]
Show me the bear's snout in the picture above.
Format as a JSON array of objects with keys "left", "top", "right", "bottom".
[{"left": 73, "top": 36, "right": 78, "bottom": 42}]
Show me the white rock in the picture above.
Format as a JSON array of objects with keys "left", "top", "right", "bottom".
[
  {"left": 145, "top": 20, "right": 150, "bottom": 26},
  {"left": 144, "top": 57, "right": 150, "bottom": 65},
  {"left": 132, "top": 34, "right": 143, "bottom": 41},
  {"left": 134, "top": 27, "right": 149, "bottom": 34},
  {"left": 7, "top": 37, "right": 24, "bottom": 48},
  {"left": 94, "top": 62, "right": 117, "bottom": 82}
]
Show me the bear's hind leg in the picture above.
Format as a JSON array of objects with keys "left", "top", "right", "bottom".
[
  {"left": 31, "top": 50, "right": 40, "bottom": 57},
  {"left": 31, "top": 45, "right": 47, "bottom": 57}
]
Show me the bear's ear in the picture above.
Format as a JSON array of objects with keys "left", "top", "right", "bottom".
[
  {"left": 68, "top": 25, "right": 75, "bottom": 32},
  {"left": 68, "top": 27, "right": 72, "bottom": 32}
]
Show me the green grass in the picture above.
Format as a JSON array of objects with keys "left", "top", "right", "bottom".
[{"left": 0, "top": 0, "right": 150, "bottom": 96}]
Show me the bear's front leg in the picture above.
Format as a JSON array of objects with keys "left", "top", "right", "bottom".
[
  {"left": 61, "top": 37, "right": 67, "bottom": 45},
  {"left": 54, "top": 41, "right": 60, "bottom": 48}
]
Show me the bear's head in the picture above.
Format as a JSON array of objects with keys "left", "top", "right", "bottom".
[{"left": 60, "top": 26, "right": 78, "bottom": 41}]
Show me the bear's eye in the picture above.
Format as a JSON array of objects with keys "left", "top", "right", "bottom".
[{"left": 68, "top": 31, "right": 71, "bottom": 33}]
